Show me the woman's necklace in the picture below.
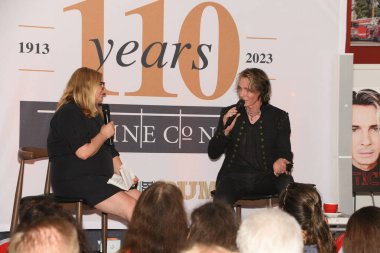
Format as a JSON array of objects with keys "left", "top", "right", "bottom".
[{"left": 246, "top": 107, "right": 261, "bottom": 121}]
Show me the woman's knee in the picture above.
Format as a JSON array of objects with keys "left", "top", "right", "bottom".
[{"left": 126, "top": 189, "right": 141, "bottom": 200}]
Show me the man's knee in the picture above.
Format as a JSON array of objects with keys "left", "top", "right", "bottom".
[{"left": 213, "top": 187, "right": 237, "bottom": 207}]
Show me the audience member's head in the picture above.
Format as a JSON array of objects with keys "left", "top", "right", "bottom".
[
  {"left": 186, "top": 201, "right": 239, "bottom": 251},
  {"left": 123, "top": 181, "right": 188, "bottom": 253},
  {"left": 279, "top": 183, "right": 335, "bottom": 253},
  {"left": 16, "top": 196, "right": 91, "bottom": 253},
  {"left": 9, "top": 216, "right": 80, "bottom": 253},
  {"left": 343, "top": 206, "right": 380, "bottom": 253},
  {"left": 182, "top": 243, "right": 235, "bottom": 253},
  {"left": 236, "top": 208, "right": 303, "bottom": 253}
]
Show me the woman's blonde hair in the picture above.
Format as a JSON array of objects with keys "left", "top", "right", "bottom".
[{"left": 57, "top": 67, "right": 103, "bottom": 118}]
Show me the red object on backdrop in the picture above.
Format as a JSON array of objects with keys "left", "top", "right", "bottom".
[{"left": 346, "top": 0, "right": 380, "bottom": 63}]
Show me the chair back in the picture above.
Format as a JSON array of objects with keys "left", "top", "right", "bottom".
[{"left": 11, "top": 147, "right": 49, "bottom": 234}]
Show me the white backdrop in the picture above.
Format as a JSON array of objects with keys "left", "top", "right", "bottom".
[{"left": 0, "top": 0, "right": 347, "bottom": 230}]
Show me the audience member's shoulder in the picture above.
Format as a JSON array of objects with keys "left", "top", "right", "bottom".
[{"left": 304, "top": 244, "right": 318, "bottom": 253}]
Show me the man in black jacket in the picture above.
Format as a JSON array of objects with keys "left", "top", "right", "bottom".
[{"left": 208, "top": 68, "right": 294, "bottom": 205}]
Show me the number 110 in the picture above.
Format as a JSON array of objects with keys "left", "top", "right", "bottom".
[{"left": 64, "top": 0, "right": 239, "bottom": 100}]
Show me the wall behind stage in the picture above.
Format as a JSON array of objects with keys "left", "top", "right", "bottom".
[{"left": 0, "top": 0, "right": 346, "bottom": 230}]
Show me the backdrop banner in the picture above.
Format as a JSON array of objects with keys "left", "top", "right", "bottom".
[{"left": 0, "top": 0, "right": 343, "bottom": 229}]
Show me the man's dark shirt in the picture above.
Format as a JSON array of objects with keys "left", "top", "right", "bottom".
[{"left": 353, "top": 161, "right": 380, "bottom": 192}]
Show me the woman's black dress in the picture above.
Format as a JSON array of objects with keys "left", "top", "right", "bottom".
[{"left": 47, "top": 101, "right": 122, "bottom": 206}]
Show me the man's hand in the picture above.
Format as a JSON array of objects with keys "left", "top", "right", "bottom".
[
  {"left": 223, "top": 107, "right": 240, "bottom": 136},
  {"left": 273, "top": 158, "right": 291, "bottom": 176}
]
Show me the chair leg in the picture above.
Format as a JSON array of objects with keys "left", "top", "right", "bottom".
[
  {"left": 371, "top": 192, "right": 375, "bottom": 206},
  {"left": 235, "top": 205, "right": 242, "bottom": 221},
  {"left": 10, "top": 161, "right": 25, "bottom": 235},
  {"left": 76, "top": 202, "right": 83, "bottom": 227},
  {"left": 102, "top": 213, "right": 108, "bottom": 253},
  {"left": 268, "top": 198, "right": 272, "bottom": 208}
]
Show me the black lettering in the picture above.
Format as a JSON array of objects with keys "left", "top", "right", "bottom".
[
  {"left": 192, "top": 44, "right": 211, "bottom": 70},
  {"left": 90, "top": 39, "right": 114, "bottom": 71},
  {"left": 141, "top": 42, "right": 168, "bottom": 68},
  {"left": 171, "top": 43, "right": 191, "bottom": 68},
  {"left": 116, "top": 41, "right": 139, "bottom": 67}
]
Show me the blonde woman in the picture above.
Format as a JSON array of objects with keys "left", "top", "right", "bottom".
[{"left": 47, "top": 67, "right": 140, "bottom": 222}]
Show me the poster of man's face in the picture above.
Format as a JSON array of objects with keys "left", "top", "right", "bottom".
[
  {"left": 352, "top": 89, "right": 380, "bottom": 192},
  {"left": 352, "top": 104, "right": 380, "bottom": 170}
]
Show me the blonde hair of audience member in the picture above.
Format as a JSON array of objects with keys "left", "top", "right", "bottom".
[
  {"left": 182, "top": 243, "right": 235, "bottom": 253},
  {"left": 279, "top": 183, "right": 335, "bottom": 253},
  {"left": 186, "top": 201, "right": 239, "bottom": 251},
  {"left": 343, "top": 206, "right": 380, "bottom": 253},
  {"left": 123, "top": 181, "right": 188, "bottom": 253},
  {"left": 236, "top": 208, "right": 303, "bottom": 253},
  {"left": 9, "top": 216, "right": 79, "bottom": 253}
]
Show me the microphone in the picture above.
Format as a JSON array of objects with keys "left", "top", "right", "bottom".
[
  {"left": 223, "top": 99, "right": 245, "bottom": 129},
  {"left": 102, "top": 104, "right": 114, "bottom": 146},
  {"left": 286, "top": 162, "right": 294, "bottom": 172}
]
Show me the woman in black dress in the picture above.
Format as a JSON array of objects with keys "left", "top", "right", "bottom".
[{"left": 47, "top": 67, "right": 140, "bottom": 222}]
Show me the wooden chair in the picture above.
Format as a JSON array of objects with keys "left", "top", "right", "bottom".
[
  {"left": 10, "top": 147, "right": 108, "bottom": 253},
  {"left": 234, "top": 193, "right": 279, "bottom": 220},
  {"left": 210, "top": 190, "right": 279, "bottom": 220}
]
